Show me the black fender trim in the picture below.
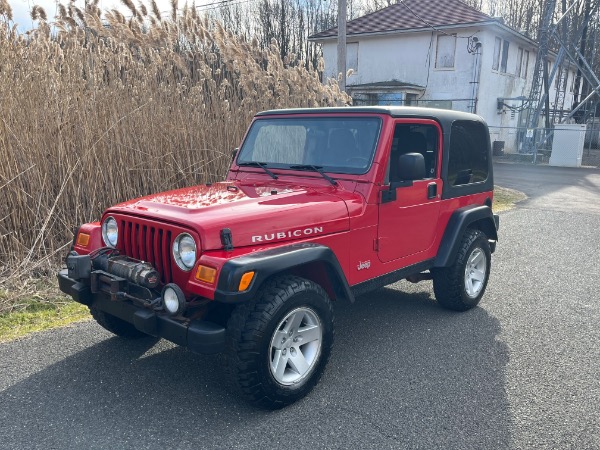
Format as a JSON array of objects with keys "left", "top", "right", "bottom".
[
  {"left": 434, "top": 205, "right": 499, "bottom": 268},
  {"left": 213, "top": 243, "right": 354, "bottom": 303}
]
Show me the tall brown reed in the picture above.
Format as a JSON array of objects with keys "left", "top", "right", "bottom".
[{"left": 0, "top": 3, "right": 349, "bottom": 310}]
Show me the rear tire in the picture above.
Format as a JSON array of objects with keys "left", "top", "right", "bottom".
[
  {"left": 225, "top": 275, "right": 334, "bottom": 409},
  {"left": 433, "top": 229, "right": 491, "bottom": 311},
  {"left": 89, "top": 306, "right": 147, "bottom": 338}
]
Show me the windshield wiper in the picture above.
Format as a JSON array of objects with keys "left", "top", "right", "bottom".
[
  {"left": 238, "top": 161, "right": 278, "bottom": 180},
  {"left": 289, "top": 165, "right": 337, "bottom": 186}
]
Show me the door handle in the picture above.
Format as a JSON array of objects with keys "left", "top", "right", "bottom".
[{"left": 427, "top": 182, "right": 437, "bottom": 199}]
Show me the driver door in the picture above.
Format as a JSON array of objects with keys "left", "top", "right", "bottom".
[{"left": 377, "top": 120, "right": 442, "bottom": 263}]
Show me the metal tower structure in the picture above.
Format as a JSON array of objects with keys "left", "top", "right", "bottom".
[
  {"left": 552, "top": 5, "right": 572, "bottom": 122},
  {"left": 522, "top": 0, "right": 600, "bottom": 159},
  {"left": 521, "top": 0, "right": 557, "bottom": 155}
]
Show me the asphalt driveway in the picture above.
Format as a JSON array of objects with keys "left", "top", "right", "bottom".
[{"left": 1, "top": 162, "right": 599, "bottom": 449}]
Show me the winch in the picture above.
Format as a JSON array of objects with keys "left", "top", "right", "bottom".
[{"left": 66, "top": 248, "right": 160, "bottom": 289}]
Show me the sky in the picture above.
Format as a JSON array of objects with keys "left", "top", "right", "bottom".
[{"left": 7, "top": 0, "right": 214, "bottom": 31}]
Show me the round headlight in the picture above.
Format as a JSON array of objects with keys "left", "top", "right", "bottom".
[
  {"left": 173, "top": 233, "right": 197, "bottom": 271},
  {"left": 162, "top": 284, "right": 186, "bottom": 315},
  {"left": 101, "top": 216, "right": 118, "bottom": 247}
]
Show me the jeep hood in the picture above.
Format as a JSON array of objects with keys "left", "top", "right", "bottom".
[{"left": 106, "top": 181, "right": 353, "bottom": 250}]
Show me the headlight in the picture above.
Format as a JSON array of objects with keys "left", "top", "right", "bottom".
[
  {"left": 101, "top": 216, "right": 118, "bottom": 247},
  {"left": 173, "top": 233, "right": 197, "bottom": 271}
]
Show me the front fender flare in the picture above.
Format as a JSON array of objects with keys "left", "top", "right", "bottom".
[{"left": 213, "top": 243, "right": 354, "bottom": 303}]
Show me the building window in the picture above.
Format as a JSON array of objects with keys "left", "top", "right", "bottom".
[
  {"left": 516, "top": 47, "right": 523, "bottom": 77},
  {"left": 500, "top": 40, "right": 510, "bottom": 73},
  {"left": 492, "top": 37, "right": 501, "bottom": 70},
  {"left": 435, "top": 34, "right": 456, "bottom": 69},
  {"left": 347, "top": 43, "right": 359, "bottom": 72},
  {"left": 405, "top": 93, "right": 418, "bottom": 106},
  {"left": 522, "top": 50, "right": 529, "bottom": 78}
]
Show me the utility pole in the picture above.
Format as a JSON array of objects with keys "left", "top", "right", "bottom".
[{"left": 337, "top": 0, "right": 347, "bottom": 92}]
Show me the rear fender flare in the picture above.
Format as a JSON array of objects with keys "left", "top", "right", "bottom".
[{"left": 435, "top": 205, "right": 499, "bottom": 268}]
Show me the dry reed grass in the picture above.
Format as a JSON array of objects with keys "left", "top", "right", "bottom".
[{"left": 0, "top": 2, "right": 349, "bottom": 312}]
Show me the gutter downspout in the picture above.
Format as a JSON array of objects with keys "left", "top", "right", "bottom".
[{"left": 470, "top": 42, "right": 483, "bottom": 114}]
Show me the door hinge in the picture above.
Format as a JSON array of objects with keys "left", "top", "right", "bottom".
[{"left": 373, "top": 238, "right": 379, "bottom": 251}]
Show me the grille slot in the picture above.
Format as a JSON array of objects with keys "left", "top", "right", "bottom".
[{"left": 118, "top": 219, "right": 174, "bottom": 284}]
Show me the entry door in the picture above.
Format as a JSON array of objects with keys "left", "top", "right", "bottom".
[{"left": 377, "top": 120, "right": 442, "bottom": 263}]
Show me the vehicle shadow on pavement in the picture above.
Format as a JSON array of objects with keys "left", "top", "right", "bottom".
[{"left": 0, "top": 283, "right": 511, "bottom": 449}]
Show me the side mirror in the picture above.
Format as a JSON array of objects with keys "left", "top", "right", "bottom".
[
  {"left": 397, "top": 153, "right": 425, "bottom": 181},
  {"left": 382, "top": 153, "right": 426, "bottom": 204},
  {"left": 231, "top": 148, "right": 239, "bottom": 164}
]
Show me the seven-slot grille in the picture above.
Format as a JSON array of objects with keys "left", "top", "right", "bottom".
[{"left": 116, "top": 218, "right": 175, "bottom": 284}]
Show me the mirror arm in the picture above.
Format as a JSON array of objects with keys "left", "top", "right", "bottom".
[{"left": 381, "top": 180, "right": 413, "bottom": 204}]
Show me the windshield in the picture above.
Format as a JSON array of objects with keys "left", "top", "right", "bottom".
[{"left": 236, "top": 117, "right": 382, "bottom": 174}]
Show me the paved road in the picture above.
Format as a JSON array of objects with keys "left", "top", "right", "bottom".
[{"left": 1, "top": 163, "right": 599, "bottom": 449}]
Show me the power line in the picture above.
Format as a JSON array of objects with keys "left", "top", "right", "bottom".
[{"left": 195, "top": 0, "right": 254, "bottom": 12}]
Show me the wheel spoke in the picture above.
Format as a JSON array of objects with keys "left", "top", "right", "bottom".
[
  {"left": 271, "top": 349, "right": 288, "bottom": 379},
  {"left": 288, "top": 349, "right": 310, "bottom": 376},
  {"left": 271, "top": 331, "right": 288, "bottom": 350},
  {"left": 466, "top": 277, "right": 474, "bottom": 296},
  {"left": 296, "top": 324, "right": 320, "bottom": 344},
  {"left": 472, "top": 269, "right": 485, "bottom": 282},
  {"left": 472, "top": 250, "right": 484, "bottom": 267},
  {"left": 284, "top": 310, "right": 304, "bottom": 334}
]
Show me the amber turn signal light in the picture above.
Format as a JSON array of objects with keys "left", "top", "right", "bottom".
[
  {"left": 195, "top": 265, "right": 217, "bottom": 284},
  {"left": 238, "top": 271, "right": 255, "bottom": 291},
  {"left": 76, "top": 233, "right": 90, "bottom": 247}
]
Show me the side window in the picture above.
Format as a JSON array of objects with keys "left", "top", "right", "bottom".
[
  {"left": 447, "top": 121, "right": 489, "bottom": 186},
  {"left": 388, "top": 123, "right": 439, "bottom": 182}
]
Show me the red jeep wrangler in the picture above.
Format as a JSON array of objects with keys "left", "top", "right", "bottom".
[{"left": 59, "top": 107, "right": 499, "bottom": 408}]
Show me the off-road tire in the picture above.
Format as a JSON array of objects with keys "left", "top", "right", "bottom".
[
  {"left": 89, "top": 306, "right": 148, "bottom": 338},
  {"left": 433, "top": 229, "right": 491, "bottom": 311},
  {"left": 225, "top": 275, "right": 334, "bottom": 409}
]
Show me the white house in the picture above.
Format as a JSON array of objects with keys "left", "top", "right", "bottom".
[{"left": 309, "top": 0, "right": 580, "bottom": 153}]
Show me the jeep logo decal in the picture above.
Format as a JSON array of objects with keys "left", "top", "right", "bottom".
[
  {"left": 252, "top": 227, "right": 324, "bottom": 243},
  {"left": 357, "top": 260, "right": 371, "bottom": 271}
]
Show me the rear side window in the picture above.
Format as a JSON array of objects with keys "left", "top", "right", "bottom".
[{"left": 447, "top": 121, "right": 489, "bottom": 186}]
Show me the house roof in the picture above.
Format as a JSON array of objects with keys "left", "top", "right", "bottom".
[{"left": 309, "top": 0, "right": 497, "bottom": 40}]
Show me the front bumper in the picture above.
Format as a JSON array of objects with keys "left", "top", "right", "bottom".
[{"left": 58, "top": 269, "right": 226, "bottom": 354}]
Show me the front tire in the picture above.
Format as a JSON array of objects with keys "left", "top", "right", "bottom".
[
  {"left": 433, "top": 229, "right": 491, "bottom": 311},
  {"left": 225, "top": 275, "right": 334, "bottom": 409}
]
